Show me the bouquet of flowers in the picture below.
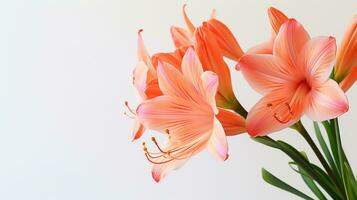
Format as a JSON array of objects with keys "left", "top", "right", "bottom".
[{"left": 126, "top": 5, "right": 357, "bottom": 199}]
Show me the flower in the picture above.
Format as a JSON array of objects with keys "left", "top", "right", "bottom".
[
  {"left": 137, "top": 48, "right": 245, "bottom": 182},
  {"left": 340, "top": 67, "right": 357, "bottom": 92},
  {"left": 248, "top": 6, "right": 288, "bottom": 54},
  {"left": 237, "top": 19, "right": 349, "bottom": 136},
  {"left": 195, "top": 26, "right": 244, "bottom": 113},
  {"left": 171, "top": 5, "right": 244, "bottom": 61},
  {"left": 334, "top": 15, "right": 357, "bottom": 84}
]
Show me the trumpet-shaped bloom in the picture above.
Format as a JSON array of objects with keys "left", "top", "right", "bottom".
[
  {"left": 248, "top": 7, "right": 288, "bottom": 54},
  {"left": 171, "top": 5, "right": 244, "bottom": 61},
  {"left": 334, "top": 16, "right": 357, "bottom": 84},
  {"left": 195, "top": 26, "right": 243, "bottom": 111},
  {"left": 137, "top": 48, "right": 245, "bottom": 182},
  {"left": 238, "top": 19, "right": 349, "bottom": 136}
]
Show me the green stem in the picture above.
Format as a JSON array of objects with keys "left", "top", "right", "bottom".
[{"left": 294, "top": 121, "right": 341, "bottom": 191}]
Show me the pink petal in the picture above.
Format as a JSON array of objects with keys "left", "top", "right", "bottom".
[
  {"left": 207, "top": 118, "right": 228, "bottom": 161},
  {"left": 274, "top": 19, "right": 310, "bottom": 68},
  {"left": 247, "top": 39, "right": 273, "bottom": 54},
  {"left": 238, "top": 54, "right": 297, "bottom": 95},
  {"left": 136, "top": 96, "right": 213, "bottom": 141},
  {"left": 170, "top": 26, "right": 194, "bottom": 48},
  {"left": 299, "top": 36, "right": 336, "bottom": 86},
  {"left": 137, "top": 30, "right": 155, "bottom": 72},
  {"left": 201, "top": 71, "right": 219, "bottom": 114},
  {"left": 181, "top": 47, "right": 204, "bottom": 90},
  {"left": 246, "top": 87, "right": 306, "bottom": 136},
  {"left": 305, "top": 80, "right": 349, "bottom": 121},
  {"left": 133, "top": 61, "right": 148, "bottom": 99},
  {"left": 268, "top": 7, "right": 288, "bottom": 36},
  {"left": 151, "top": 157, "right": 188, "bottom": 183},
  {"left": 157, "top": 62, "right": 202, "bottom": 104}
]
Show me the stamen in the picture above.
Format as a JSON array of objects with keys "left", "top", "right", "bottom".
[
  {"left": 124, "top": 112, "right": 135, "bottom": 119},
  {"left": 267, "top": 102, "right": 293, "bottom": 124},
  {"left": 124, "top": 101, "right": 136, "bottom": 115}
]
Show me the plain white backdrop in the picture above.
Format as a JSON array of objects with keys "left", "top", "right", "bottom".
[{"left": 0, "top": 0, "right": 356, "bottom": 199}]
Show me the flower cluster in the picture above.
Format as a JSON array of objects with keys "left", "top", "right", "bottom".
[{"left": 127, "top": 6, "right": 356, "bottom": 183}]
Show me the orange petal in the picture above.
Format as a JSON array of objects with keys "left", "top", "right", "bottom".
[
  {"left": 335, "top": 15, "right": 357, "bottom": 82},
  {"left": 157, "top": 62, "right": 202, "bottom": 103},
  {"left": 145, "top": 78, "right": 162, "bottom": 99},
  {"left": 216, "top": 108, "right": 245, "bottom": 136},
  {"left": 340, "top": 66, "right": 357, "bottom": 92},
  {"left": 152, "top": 52, "right": 182, "bottom": 69},
  {"left": 170, "top": 26, "right": 194, "bottom": 49},
  {"left": 205, "top": 19, "right": 244, "bottom": 61},
  {"left": 207, "top": 118, "right": 228, "bottom": 161},
  {"left": 268, "top": 7, "right": 288, "bottom": 36},
  {"left": 182, "top": 4, "right": 195, "bottom": 34},
  {"left": 194, "top": 26, "right": 236, "bottom": 108},
  {"left": 298, "top": 36, "right": 336, "bottom": 85},
  {"left": 238, "top": 54, "right": 297, "bottom": 95},
  {"left": 132, "top": 120, "right": 145, "bottom": 141},
  {"left": 137, "top": 96, "right": 213, "bottom": 140},
  {"left": 305, "top": 80, "right": 349, "bottom": 121},
  {"left": 274, "top": 19, "right": 310, "bottom": 68},
  {"left": 246, "top": 87, "right": 306, "bottom": 137}
]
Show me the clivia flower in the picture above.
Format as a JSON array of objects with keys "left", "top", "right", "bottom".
[
  {"left": 136, "top": 48, "right": 245, "bottom": 182},
  {"left": 238, "top": 19, "right": 349, "bottom": 136},
  {"left": 334, "top": 15, "right": 357, "bottom": 90}
]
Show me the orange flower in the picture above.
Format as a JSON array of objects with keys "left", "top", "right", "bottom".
[
  {"left": 171, "top": 5, "right": 244, "bottom": 61},
  {"left": 238, "top": 19, "right": 348, "bottom": 136},
  {"left": 137, "top": 48, "right": 246, "bottom": 182},
  {"left": 334, "top": 16, "right": 357, "bottom": 85}
]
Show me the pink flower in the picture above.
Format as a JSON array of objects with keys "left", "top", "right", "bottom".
[
  {"left": 237, "top": 19, "right": 349, "bottom": 136},
  {"left": 137, "top": 48, "right": 245, "bottom": 182}
]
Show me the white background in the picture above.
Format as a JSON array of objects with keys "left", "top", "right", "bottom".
[{"left": 0, "top": 0, "right": 356, "bottom": 199}]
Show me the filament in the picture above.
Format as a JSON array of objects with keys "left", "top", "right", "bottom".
[{"left": 267, "top": 102, "right": 293, "bottom": 124}]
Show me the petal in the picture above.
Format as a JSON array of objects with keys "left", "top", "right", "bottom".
[
  {"left": 340, "top": 66, "right": 357, "bottom": 92},
  {"left": 194, "top": 26, "right": 235, "bottom": 106},
  {"left": 305, "top": 80, "right": 349, "bottom": 121},
  {"left": 137, "top": 30, "right": 155, "bottom": 72},
  {"left": 152, "top": 52, "right": 182, "bottom": 69},
  {"left": 157, "top": 62, "right": 202, "bottom": 103},
  {"left": 170, "top": 26, "right": 194, "bottom": 49},
  {"left": 268, "top": 7, "right": 288, "bottom": 36},
  {"left": 181, "top": 47, "right": 204, "bottom": 90},
  {"left": 207, "top": 118, "right": 228, "bottom": 161},
  {"left": 133, "top": 61, "right": 148, "bottom": 99},
  {"left": 299, "top": 36, "right": 336, "bottom": 85},
  {"left": 247, "top": 39, "right": 273, "bottom": 54},
  {"left": 274, "top": 19, "right": 310, "bottom": 67},
  {"left": 335, "top": 15, "right": 357, "bottom": 81},
  {"left": 201, "top": 71, "right": 219, "bottom": 114},
  {"left": 216, "top": 108, "right": 245, "bottom": 136},
  {"left": 132, "top": 120, "right": 145, "bottom": 141},
  {"left": 136, "top": 95, "right": 213, "bottom": 141},
  {"left": 151, "top": 159, "right": 188, "bottom": 183},
  {"left": 204, "top": 19, "right": 244, "bottom": 61},
  {"left": 238, "top": 54, "right": 297, "bottom": 95},
  {"left": 145, "top": 78, "right": 162, "bottom": 99},
  {"left": 246, "top": 87, "right": 306, "bottom": 136},
  {"left": 182, "top": 4, "right": 195, "bottom": 34}
]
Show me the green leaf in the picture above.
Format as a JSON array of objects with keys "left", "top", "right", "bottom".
[
  {"left": 262, "top": 168, "right": 314, "bottom": 200},
  {"left": 322, "top": 121, "right": 340, "bottom": 172},
  {"left": 314, "top": 122, "right": 340, "bottom": 178}
]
